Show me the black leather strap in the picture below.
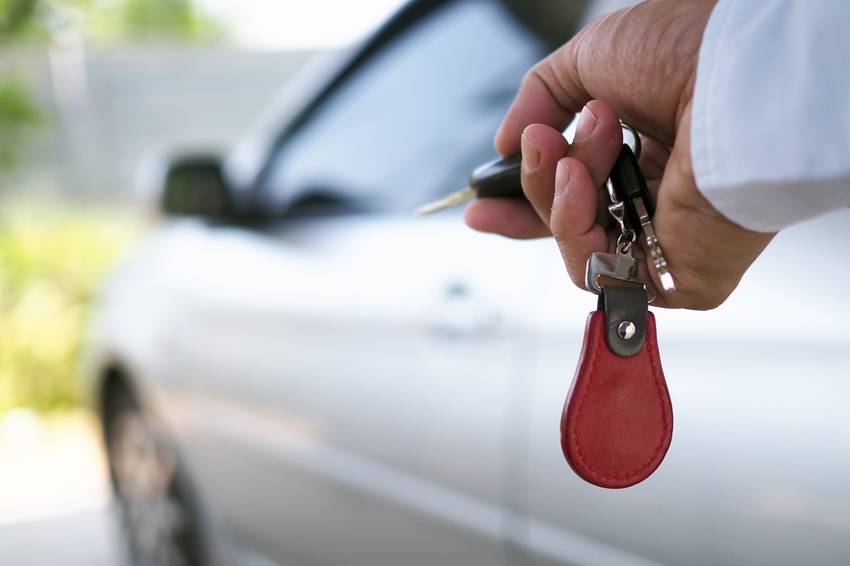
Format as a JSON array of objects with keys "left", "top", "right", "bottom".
[{"left": 599, "top": 286, "right": 648, "bottom": 357}]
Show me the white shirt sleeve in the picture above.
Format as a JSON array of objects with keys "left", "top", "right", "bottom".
[{"left": 690, "top": 0, "right": 850, "bottom": 233}]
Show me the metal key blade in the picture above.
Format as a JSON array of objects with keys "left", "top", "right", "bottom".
[
  {"left": 630, "top": 196, "right": 676, "bottom": 292},
  {"left": 415, "top": 187, "right": 476, "bottom": 215},
  {"left": 609, "top": 144, "right": 676, "bottom": 294}
]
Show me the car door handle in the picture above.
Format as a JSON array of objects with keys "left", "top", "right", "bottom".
[{"left": 428, "top": 281, "right": 501, "bottom": 340}]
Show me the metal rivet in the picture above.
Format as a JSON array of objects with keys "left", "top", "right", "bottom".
[{"left": 617, "top": 321, "right": 636, "bottom": 340}]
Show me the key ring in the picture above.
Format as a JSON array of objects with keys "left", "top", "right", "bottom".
[
  {"left": 616, "top": 230, "right": 637, "bottom": 254},
  {"left": 620, "top": 121, "right": 642, "bottom": 160}
]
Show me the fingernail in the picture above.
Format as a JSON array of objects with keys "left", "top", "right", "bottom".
[
  {"left": 555, "top": 159, "right": 572, "bottom": 197},
  {"left": 573, "top": 105, "right": 598, "bottom": 144},
  {"left": 521, "top": 130, "right": 540, "bottom": 174}
]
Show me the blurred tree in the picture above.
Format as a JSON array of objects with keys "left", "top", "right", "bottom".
[
  {"left": 0, "top": 202, "right": 137, "bottom": 412},
  {"left": 73, "top": 0, "right": 223, "bottom": 43},
  {"left": 0, "top": 0, "right": 223, "bottom": 171},
  {"left": 0, "top": 78, "right": 41, "bottom": 172},
  {"left": 1, "top": 0, "right": 224, "bottom": 43},
  {"left": 1, "top": 0, "right": 224, "bottom": 44},
  {"left": 1, "top": 0, "right": 215, "bottom": 412},
  {"left": 122, "top": 0, "right": 198, "bottom": 38},
  {"left": 0, "top": 0, "right": 42, "bottom": 174},
  {"left": 0, "top": 0, "right": 38, "bottom": 37}
]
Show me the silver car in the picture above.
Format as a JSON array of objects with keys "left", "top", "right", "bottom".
[{"left": 84, "top": 0, "right": 850, "bottom": 565}]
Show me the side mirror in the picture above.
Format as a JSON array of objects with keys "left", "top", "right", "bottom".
[{"left": 159, "top": 154, "right": 233, "bottom": 218}]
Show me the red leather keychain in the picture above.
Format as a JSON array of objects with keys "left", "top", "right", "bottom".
[
  {"left": 416, "top": 127, "right": 675, "bottom": 488},
  {"left": 560, "top": 143, "right": 674, "bottom": 489}
]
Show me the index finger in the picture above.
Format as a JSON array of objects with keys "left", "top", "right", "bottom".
[{"left": 494, "top": 52, "right": 590, "bottom": 156}]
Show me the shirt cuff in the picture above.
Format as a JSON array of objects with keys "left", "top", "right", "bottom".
[{"left": 690, "top": 0, "right": 850, "bottom": 233}]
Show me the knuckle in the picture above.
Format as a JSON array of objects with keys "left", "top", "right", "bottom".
[
  {"left": 550, "top": 213, "right": 568, "bottom": 241},
  {"left": 523, "top": 48, "right": 586, "bottom": 114},
  {"left": 520, "top": 63, "right": 546, "bottom": 91}
]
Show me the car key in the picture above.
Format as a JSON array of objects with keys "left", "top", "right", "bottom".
[
  {"left": 416, "top": 124, "right": 641, "bottom": 215},
  {"left": 417, "top": 127, "right": 675, "bottom": 292},
  {"left": 414, "top": 154, "right": 522, "bottom": 215}
]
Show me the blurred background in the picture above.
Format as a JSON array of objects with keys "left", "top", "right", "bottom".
[
  {"left": 0, "top": 1, "right": 399, "bottom": 563},
  {"left": 3, "top": 1, "right": 850, "bottom": 565}
]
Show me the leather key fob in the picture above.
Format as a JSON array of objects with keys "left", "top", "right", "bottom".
[{"left": 560, "top": 290, "right": 673, "bottom": 489}]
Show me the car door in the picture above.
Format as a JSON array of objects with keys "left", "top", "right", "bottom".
[
  {"left": 162, "top": 1, "right": 556, "bottom": 565},
  {"left": 518, "top": 212, "right": 850, "bottom": 565},
  {"left": 169, "top": 211, "right": 551, "bottom": 566}
]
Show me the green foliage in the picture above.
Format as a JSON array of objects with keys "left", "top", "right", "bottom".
[
  {"left": 1, "top": 0, "right": 224, "bottom": 44},
  {"left": 0, "top": 76, "right": 42, "bottom": 172},
  {"left": 122, "top": 0, "right": 196, "bottom": 38},
  {"left": 0, "top": 0, "right": 38, "bottom": 37},
  {"left": 74, "top": 0, "right": 224, "bottom": 43},
  {"left": 0, "top": 200, "right": 138, "bottom": 413},
  {"left": 0, "top": 0, "right": 43, "bottom": 173}
]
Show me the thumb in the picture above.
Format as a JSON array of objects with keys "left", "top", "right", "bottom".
[{"left": 652, "top": 104, "right": 774, "bottom": 310}]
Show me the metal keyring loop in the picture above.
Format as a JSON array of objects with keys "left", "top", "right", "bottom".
[
  {"left": 619, "top": 120, "right": 642, "bottom": 159},
  {"left": 616, "top": 230, "right": 637, "bottom": 254}
]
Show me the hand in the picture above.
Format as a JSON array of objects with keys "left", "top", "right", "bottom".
[{"left": 464, "top": 0, "right": 774, "bottom": 310}]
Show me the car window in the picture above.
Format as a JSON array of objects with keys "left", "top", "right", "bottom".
[{"left": 262, "top": 0, "right": 547, "bottom": 215}]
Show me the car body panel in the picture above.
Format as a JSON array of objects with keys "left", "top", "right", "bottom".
[{"left": 523, "top": 211, "right": 850, "bottom": 566}]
